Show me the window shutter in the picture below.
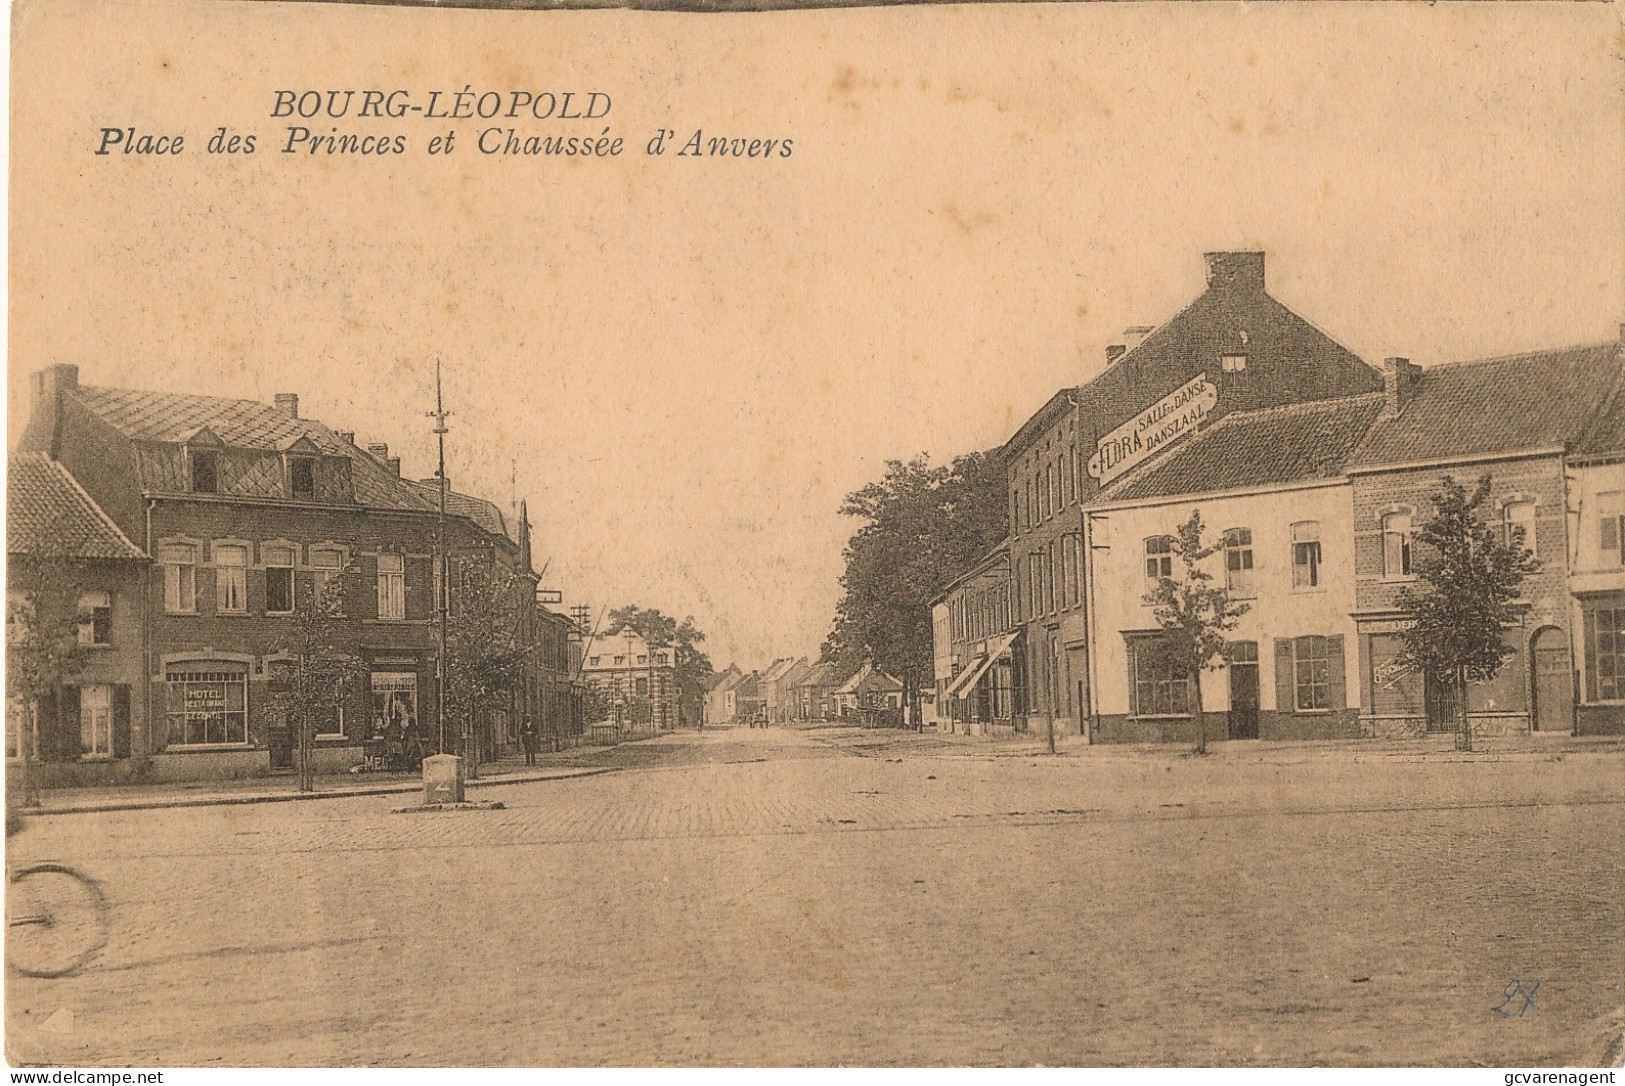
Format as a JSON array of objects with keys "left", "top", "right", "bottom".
[
  {"left": 406, "top": 556, "right": 434, "bottom": 620},
  {"left": 35, "top": 688, "right": 60, "bottom": 761},
  {"left": 1327, "top": 634, "right": 1347, "bottom": 710},
  {"left": 359, "top": 555, "right": 379, "bottom": 619},
  {"left": 248, "top": 568, "right": 266, "bottom": 615},
  {"left": 1274, "top": 639, "right": 1295, "bottom": 714},
  {"left": 113, "top": 685, "right": 132, "bottom": 759},
  {"left": 58, "top": 685, "right": 81, "bottom": 761}
]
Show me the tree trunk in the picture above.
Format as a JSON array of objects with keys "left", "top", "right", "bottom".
[
  {"left": 1192, "top": 669, "right": 1208, "bottom": 755},
  {"left": 297, "top": 713, "right": 315, "bottom": 793},
  {"left": 1455, "top": 666, "right": 1472, "bottom": 752},
  {"left": 21, "top": 703, "right": 43, "bottom": 808}
]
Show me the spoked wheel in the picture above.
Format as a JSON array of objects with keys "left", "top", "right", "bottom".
[{"left": 7, "top": 863, "right": 110, "bottom": 978}]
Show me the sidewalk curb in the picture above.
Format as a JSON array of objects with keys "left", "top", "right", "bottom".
[{"left": 20, "top": 766, "right": 620, "bottom": 817}]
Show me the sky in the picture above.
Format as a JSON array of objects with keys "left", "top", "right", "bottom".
[{"left": 8, "top": 0, "right": 1624, "bottom": 671}]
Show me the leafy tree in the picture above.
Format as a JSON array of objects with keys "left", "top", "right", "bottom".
[
  {"left": 1395, "top": 474, "right": 1539, "bottom": 751},
  {"left": 605, "top": 605, "right": 714, "bottom": 727},
  {"left": 826, "top": 451, "right": 1007, "bottom": 727},
  {"left": 445, "top": 555, "right": 534, "bottom": 767},
  {"left": 1142, "top": 510, "right": 1251, "bottom": 755},
  {"left": 268, "top": 565, "right": 367, "bottom": 792},
  {"left": 5, "top": 548, "right": 86, "bottom": 807}
]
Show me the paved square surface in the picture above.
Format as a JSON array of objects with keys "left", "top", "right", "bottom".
[{"left": 7, "top": 728, "right": 1622, "bottom": 1066}]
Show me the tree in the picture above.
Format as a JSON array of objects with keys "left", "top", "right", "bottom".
[
  {"left": 1142, "top": 510, "right": 1251, "bottom": 755},
  {"left": 5, "top": 548, "right": 86, "bottom": 806},
  {"left": 444, "top": 555, "right": 533, "bottom": 768},
  {"left": 826, "top": 451, "right": 1007, "bottom": 728},
  {"left": 268, "top": 565, "right": 367, "bottom": 792},
  {"left": 1395, "top": 474, "right": 1539, "bottom": 752},
  {"left": 604, "top": 605, "right": 714, "bottom": 728}
]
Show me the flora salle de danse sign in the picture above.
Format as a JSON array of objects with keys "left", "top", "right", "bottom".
[{"left": 1087, "top": 374, "right": 1219, "bottom": 487}]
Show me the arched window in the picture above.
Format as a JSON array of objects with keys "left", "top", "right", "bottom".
[{"left": 1381, "top": 511, "right": 1412, "bottom": 578}]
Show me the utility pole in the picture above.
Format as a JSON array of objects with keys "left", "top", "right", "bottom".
[{"left": 428, "top": 359, "right": 453, "bottom": 757}]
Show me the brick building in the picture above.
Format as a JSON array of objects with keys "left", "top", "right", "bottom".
[
  {"left": 17, "top": 364, "right": 573, "bottom": 781},
  {"left": 996, "top": 251, "right": 1383, "bottom": 737},
  {"left": 1345, "top": 340, "right": 1625, "bottom": 738},
  {"left": 579, "top": 627, "right": 678, "bottom": 732},
  {"left": 7, "top": 454, "right": 149, "bottom": 786}
]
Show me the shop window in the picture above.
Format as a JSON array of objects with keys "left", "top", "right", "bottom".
[
  {"left": 1583, "top": 599, "right": 1625, "bottom": 702},
  {"left": 190, "top": 450, "right": 218, "bottom": 494},
  {"left": 376, "top": 552, "right": 405, "bottom": 620},
  {"left": 1381, "top": 512, "right": 1413, "bottom": 578},
  {"left": 80, "top": 683, "right": 113, "bottom": 757},
  {"left": 265, "top": 545, "right": 296, "bottom": 614},
  {"left": 161, "top": 543, "right": 197, "bottom": 613},
  {"left": 370, "top": 672, "right": 418, "bottom": 740},
  {"left": 214, "top": 545, "right": 248, "bottom": 613},
  {"left": 1292, "top": 522, "right": 1322, "bottom": 589},
  {"left": 1130, "top": 639, "right": 1192, "bottom": 717},
  {"left": 1222, "top": 528, "right": 1254, "bottom": 597},
  {"left": 1144, "top": 535, "right": 1174, "bottom": 592},
  {"left": 77, "top": 591, "right": 112, "bottom": 646},
  {"left": 165, "top": 664, "right": 249, "bottom": 746}
]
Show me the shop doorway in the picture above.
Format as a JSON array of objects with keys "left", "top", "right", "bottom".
[
  {"left": 1424, "top": 670, "right": 1461, "bottom": 732},
  {"left": 1531, "top": 627, "right": 1573, "bottom": 733}
]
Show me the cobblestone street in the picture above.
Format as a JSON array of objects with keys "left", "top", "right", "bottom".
[{"left": 7, "top": 727, "right": 1622, "bottom": 1066}]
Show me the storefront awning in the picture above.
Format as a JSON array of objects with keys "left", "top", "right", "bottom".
[{"left": 947, "top": 630, "right": 1020, "bottom": 700}]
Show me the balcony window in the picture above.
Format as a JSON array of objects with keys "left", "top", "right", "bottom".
[{"left": 1292, "top": 522, "right": 1322, "bottom": 589}]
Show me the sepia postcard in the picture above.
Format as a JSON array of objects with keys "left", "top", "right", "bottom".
[{"left": 5, "top": 0, "right": 1624, "bottom": 1071}]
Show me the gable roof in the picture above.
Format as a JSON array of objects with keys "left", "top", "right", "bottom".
[
  {"left": 1003, "top": 254, "right": 1379, "bottom": 463},
  {"left": 1347, "top": 342, "right": 1624, "bottom": 470},
  {"left": 8, "top": 454, "right": 145, "bottom": 560},
  {"left": 1099, "top": 393, "right": 1387, "bottom": 504}
]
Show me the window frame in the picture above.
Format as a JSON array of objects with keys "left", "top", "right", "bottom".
[
  {"left": 1144, "top": 535, "right": 1175, "bottom": 593},
  {"left": 161, "top": 542, "right": 198, "bottom": 614},
  {"left": 1293, "top": 635, "right": 1332, "bottom": 712},
  {"left": 190, "top": 449, "right": 219, "bottom": 494},
  {"left": 288, "top": 456, "right": 317, "bottom": 499},
  {"left": 1380, "top": 511, "right": 1413, "bottom": 580},
  {"left": 79, "top": 683, "right": 114, "bottom": 758},
  {"left": 164, "top": 663, "right": 251, "bottom": 748},
  {"left": 213, "top": 543, "right": 249, "bottom": 615},
  {"left": 375, "top": 551, "right": 406, "bottom": 621},
  {"left": 77, "top": 590, "right": 113, "bottom": 647},
  {"left": 1222, "top": 528, "right": 1255, "bottom": 598},
  {"left": 1291, "top": 521, "right": 1323, "bottom": 590},
  {"left": 264, "top": 544, "right": 297, "bottom": 615},
  {"left": 1129, "top": 637, "right": 1193, "bottom": 718}
]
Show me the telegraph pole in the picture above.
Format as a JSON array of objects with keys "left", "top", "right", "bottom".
[{"left": 428, "top": 359, "right": 453, "bottom": 756}]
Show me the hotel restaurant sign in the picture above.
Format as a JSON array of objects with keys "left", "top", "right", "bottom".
[{"left": 1087, "top": 373, "right": 1219, "bottom": 487}]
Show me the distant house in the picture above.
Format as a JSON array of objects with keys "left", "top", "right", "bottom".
[
  {"left": 580, "top": 628, "right": 679, "bottom": 733},
  {"left": 703, "top": 665, "right": 743, "bottom": 727},
  {"left": 832, "top": 662, "right": 904, "bottom": 718},
  {"left": 733, "top": 671, "right": 764, "bottom": 724},
  {"left": 760, "top": 656, "right": 811, "bottom": 723},
  {"left": 7, "top": 454, "right": 149, "bottom": 786},
  {"left": 794, "top": 661, "right": 849, "bottom": 722}
]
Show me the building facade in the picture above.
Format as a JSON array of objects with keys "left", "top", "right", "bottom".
[
  {"left": 17, "top": 364, "right": 571, "bottom": 781},
  {"left": 933, "top": 544, "right": 1020, "bottom": 735},
  {"left": 579, "top": 628, "right": 679, "bottom": 732},
  {"left": 1000, "top": 251, "right": 1384, "bottom": 736}
]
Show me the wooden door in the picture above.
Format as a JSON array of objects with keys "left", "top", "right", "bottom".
[{"left": 1531, "top": 628, "right": 1573, "bottom": 733}]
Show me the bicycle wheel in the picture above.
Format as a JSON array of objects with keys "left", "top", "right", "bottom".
[{"left": 7, "top": 863, "right": 110, "bottom": 978}]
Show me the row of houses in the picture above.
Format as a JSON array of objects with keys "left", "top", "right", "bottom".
[
  {"left": 8, "top": 365, "right": 586, "bottom": 785},
  {"left": 702, "top": 658, "right": 903, "bottom": 726},
  {"left": 933, "top": 251, "right": 1625, "bottom": 743}
]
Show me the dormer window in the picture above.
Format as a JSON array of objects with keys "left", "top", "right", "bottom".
[
  {"left": 191, "top": 450, "right": 219, "bottom": 493},
  {"left": 290, "top": 457, "right": 316, "bottom": 499}
]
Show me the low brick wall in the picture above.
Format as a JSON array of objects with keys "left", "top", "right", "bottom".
[
  {"left": 1576, "top": 704, "right": 1624, "bottom": 736},
  {"left": 147, "top": 748, "right": 270, "bottom": 783}
]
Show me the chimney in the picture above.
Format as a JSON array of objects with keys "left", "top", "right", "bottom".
[
  {"left": 1105, "top": 344, "right": 1127, "bottom": 365},
  {"left": 1203, "top": 251, "right": 1267, "bottom": 293},
  {"left": 32, "top": 363, "right": 79, "bottom": 404},
  {"left": 1381, "top": 356, "right": 1422, "bottom": 419},
  {"left": 366, "top": 442, "right": 389, "bottom": 462},
  {"left": 385, "top": 457, "right": 401, "bottom": 477},
  {"left": 273, "top": 393, "right": 299, "bottom": 419},
  {"left": 1122, "top": 326, "right": 1154, "bottom": 351},
  {"left": 334, "top": 430, "right": 355, "bottom": 446}
]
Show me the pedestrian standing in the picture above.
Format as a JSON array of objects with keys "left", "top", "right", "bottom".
[{"left": 519, "top": 718, "right": 539, "bottom": 766}]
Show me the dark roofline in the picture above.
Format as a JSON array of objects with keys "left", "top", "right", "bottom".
[{"left": 1000, "top": 387, "right": 1079, "bottom": 462}]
